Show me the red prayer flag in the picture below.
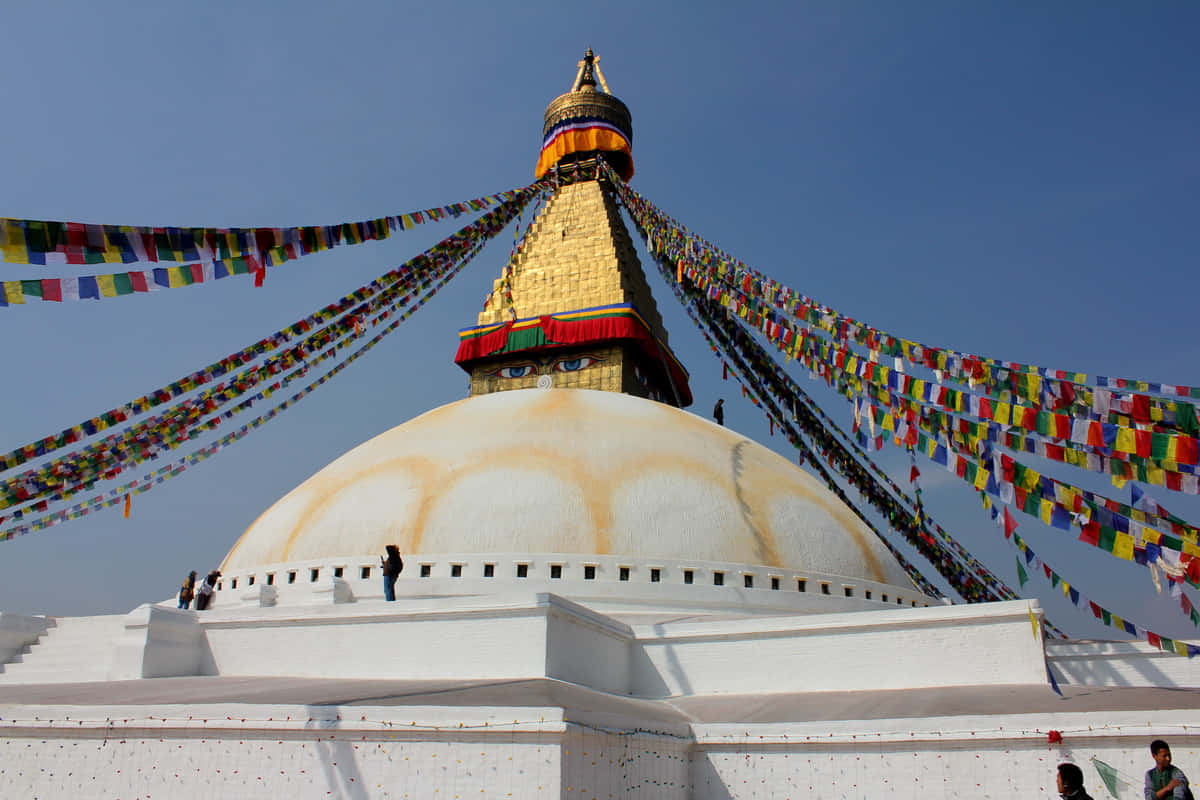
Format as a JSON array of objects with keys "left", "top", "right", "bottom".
[
  {"left": 1131, "top": 394, "right": 1152, "bottom": 424},
  {"left": 41, "top": 278, "right": 63, "bottom": 302},
  {"left": 1177, "top": 436, "right": 1199, "bottom": 465},
  {"left": 1003, "top": 507, "right": 1019, "bottom": 539}
]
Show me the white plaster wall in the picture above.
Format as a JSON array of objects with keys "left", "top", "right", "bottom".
[
  {"left": 545, "top": 600, "right": 632, "bottom": 694},
  {"left": 202, "top": 604, "right": 550, "bottom": 681},
  {"left": 4, "top": 704, "right": 1197, "bottom": 799},
  {"left": 111, "top": 604, "right": 203, "bottom": 680},
  {"left": 561, "top": 726, "right": 691, "bottom": 799},
  {"left": 0, "top": 704, "right": 565, "bottom": 800},
  {"left": 692, "top": 733, "right": 1200, "bottom": 800},
  {"left": 206, "top": 554, "right": 930, "bottom": 616},
  {"left": 631, "top": 600, "right": 1047, "bottom": 696}
]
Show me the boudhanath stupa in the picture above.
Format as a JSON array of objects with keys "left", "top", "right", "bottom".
[{"left": 1, "top": 51, "right": 1198, "bottom": 800}]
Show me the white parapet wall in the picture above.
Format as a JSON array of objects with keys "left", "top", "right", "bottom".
[
  {"left": 5, "top": 593, "right": 1056, "bottom": 696},
  {"left": 1048, "top": 639, "right": 1200, "bottom": 688},
  {"left": 630, "top": 599, "right": 1049, "bottom": 696},
  {"left": 1, "top": 701, "right": 1196, "bottom": 799}
]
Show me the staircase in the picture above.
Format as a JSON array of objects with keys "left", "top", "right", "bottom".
[{"left": 0, "top": 614, "right": 127, "bottom": 683}]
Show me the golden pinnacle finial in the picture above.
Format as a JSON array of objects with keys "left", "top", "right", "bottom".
[{"left": 570, "top": 48, "right": 611, "bottom": 94}]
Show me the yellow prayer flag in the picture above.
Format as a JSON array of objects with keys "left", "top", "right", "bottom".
[
  {"left": 1113, "top": 532, "right": 1135, "bottom": 561},
  {"left": 1111, "top": 613, "right": 1124, "bottom": 631},
  {"left": 97, "top": 274, "right": 117, "bottom": 297},
  {"left": 3, "top": 281, "right": 25, "bottom": 305},
  {"left": 994, "top": 402, "right": 1011, "bottom": 427},
  {"left": 1114, "top": 427, "right": 1137, "bottom": 454},
  {"left": 1028, "top": 604, "right": 1040, "bottom": 639},
  {"left": 1061, "top": 580, "right": 1071, "bottom": 597},
  {"left": 1039, "top": 499, "right": 1054, "bottom": 525},
  {"left": 973, "top": 466, "right": 990, "bottom": 491},
  {"left": 1111, "top": 474, "right": 1129, "bottom": 489},
  {"left": 1021, "top": 467, "right": 1041, "bottom": 490},
  {"left": 0, "top": 244, "right": 30, "bottom": 264}
]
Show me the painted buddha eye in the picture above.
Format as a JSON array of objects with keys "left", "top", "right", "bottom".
[
  {"left": 553, "top": 355, "right": 602, "bottom": 373},
  {"left": 488, "top": 364, "right": 537, "bottom": 379}
]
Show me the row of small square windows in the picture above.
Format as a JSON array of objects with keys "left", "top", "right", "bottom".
[{"left": 221, "top": 565, "right": 918, "bottom": 607}]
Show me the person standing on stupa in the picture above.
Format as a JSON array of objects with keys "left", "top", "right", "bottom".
[
  {"left": 381, "top": 545, "right": 404, "bottom": 601},
  {"left": 713, "top": 398, "right": 725, "bottom": 426},
  {"left": 177, "top": 571, "right": 197, "bottom": 609}
]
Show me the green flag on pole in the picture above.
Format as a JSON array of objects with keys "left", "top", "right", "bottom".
[
  {"left": 1016, "top": 556, "right": 1029, "bottom": 588},
  {"left": 1091, "top": 758, "right": 1120, "bottom": 798}
]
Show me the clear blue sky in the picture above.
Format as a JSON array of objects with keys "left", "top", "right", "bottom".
[{"left": 1, "top": 1, "right": 1197, "bottom": 641}]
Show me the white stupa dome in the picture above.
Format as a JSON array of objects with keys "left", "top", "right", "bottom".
[{"left": 222, "top": 388, "right": 916, "bottom": 591}]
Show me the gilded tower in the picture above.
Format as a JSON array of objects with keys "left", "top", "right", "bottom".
[{"left": 454, "top": 50, "right": 692, "bottom": 407}]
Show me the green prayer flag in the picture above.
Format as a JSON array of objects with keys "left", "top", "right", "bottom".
[
  {"left": 1091, "top": 758, "right": 1120, "bottom": 798},
  {"left": 1098, "top": 526, "right": 1117, "bottom": 553},
  {"left": 112, "top": 273, "right": 133, "bottom": 295},
  {"left": 1175, "top": 400, "right": 1199, "bottom": 436},
  {"left": 1015, "top": 556, "right": 1028, "bottom": 588},
  {"left": 20, "top": 279, "right": 43, "bottom": 298}
]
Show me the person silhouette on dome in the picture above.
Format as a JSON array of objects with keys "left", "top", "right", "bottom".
[
  {"left": 381, "top": 545, "right": 404, "bottom": 602},
  {"left": 713, "top": 398, "right": 724, "bottom": 426}
]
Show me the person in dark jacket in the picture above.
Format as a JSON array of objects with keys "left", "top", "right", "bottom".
[
  {"left": 712, "top": 398, "right": 724, "bottom": 426},
  {"left": 381, "top": 545, "right": 404, "bottom": 601},
  {"left": 1057, "top": 762, "right": 1094, "bottom": 800},
  {"left": 194, "top": 570, "right": 221, "bottom": 611}
]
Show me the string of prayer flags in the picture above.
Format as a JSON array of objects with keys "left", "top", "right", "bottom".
[
  {"left": 0, "top": 185, "right": 545, "bottom": 484},
  {"left": 599, "top": 161, "right": 1200, "bottom": 437},
  {"left": 0, "top": 188, "right": 545, "bottom": 525},
  {"left": 0, "top": 257, "right": 261, "bottom": 305},
  {"left": 610, "top": 163, "right": 1200, "bottom": 639},
  {"left": 987, "top": 499, "right": 1199, "bottom": 657},
  {"left": 1, "top": 188, "right": 538, "bottom": 541},
  {"left": 0, "top": 262, "right": 434, "bottom": 513},
  {"left": 657, "top": 244, "right": 1010, "bottom": 603},
  {"left": 0, "top": 187, "right": 530, "bottom": 267}
]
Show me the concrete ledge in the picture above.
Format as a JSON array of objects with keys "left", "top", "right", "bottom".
[{"left": 111, "top": 605, "right": 204, "bottom": 680}]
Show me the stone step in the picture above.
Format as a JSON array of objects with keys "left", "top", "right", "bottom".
[{"left": 0, "top": 614, "right": 126, "bottom": 684}]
